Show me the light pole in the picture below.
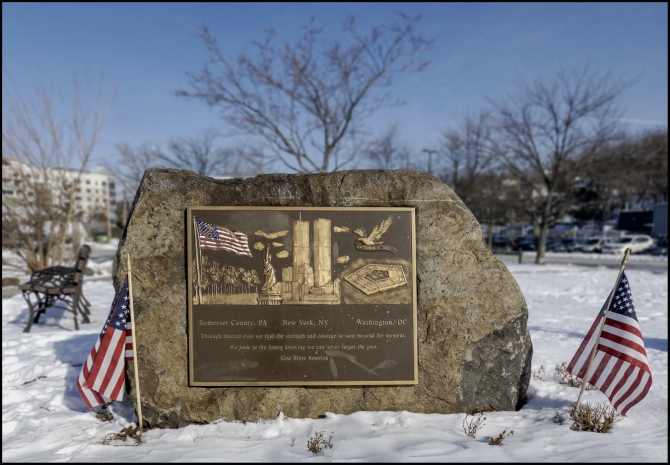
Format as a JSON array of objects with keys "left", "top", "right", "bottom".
[{"left": 422, "top": 149, "right": 436, "bottom": 175}]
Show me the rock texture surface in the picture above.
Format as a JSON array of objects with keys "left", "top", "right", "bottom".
[{"left": 115, "top": 169, "right": 532, "bottom": 428}]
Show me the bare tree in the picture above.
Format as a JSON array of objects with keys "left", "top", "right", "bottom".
[
  {"left": 175, "top": 14, "right": 432, "bottom": 173},
  {"left": 438, "top": 111, "right": 495, "bottom": 206},
  {"left": 365, "top": 123, "right": 414, "bottom": 170},
  {"left": 111, "top": 129, "right": 252, "bottom": 216},
  {"left": 489, "top": 66, "right": 634, "bottom": 264},
  {"left": 578, "top": 129, "right": 668, "bottom": 218},
  {"left": 111, "top": 142, "right": 163, "bottom": 201},
  {"left": 2, "top": 69, "right": 115, "bottom": 273},
  {"left": 157, "top": 128, "right": 244, "bottom": 178}
]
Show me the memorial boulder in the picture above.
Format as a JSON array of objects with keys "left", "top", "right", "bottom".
[{"left": 114, "top": 168, "right": 532, "bottom": 428}]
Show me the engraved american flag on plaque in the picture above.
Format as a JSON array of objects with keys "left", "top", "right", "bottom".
[{"left": 196, "top": 219, "right": 252, "bottom": 257}]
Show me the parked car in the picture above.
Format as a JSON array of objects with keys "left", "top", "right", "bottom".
[
  {"left": 601, "top": 235, "right": 656, "bottom": 254},
  {"left": 513, "top": 236, "right": 538, "bottom": 251},
  {"left": 638, "top": 245, "right": 668, "bottom": 256},
  {"left": 546, "top": 238, "right": 582, "bottom": 253},
  {"left": 491, "top": 235, "right": 515, "bottom": 251},
  {"left": 640, "top": 237, "right": 668, "bottom": 257},
  {"left": 573, "top": 236, "right": 614, "bottom": 253}
]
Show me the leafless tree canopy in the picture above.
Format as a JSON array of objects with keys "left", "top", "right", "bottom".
[
  {"left": 488, "top": 65, "right": 634, "bottom": 263},
  {"left": 112, "top": 129, "right": 270, "bottom": 205},
  {"left": 581, "top": 129, "right": 668, "bottom": 213},
  {"left": 111, "top": 142, "right": 163, "bottom": 202},
  {"left": 156, "top": 128, "right": 243, "bottom": 178},
  {"left": 364, "top": 123, "right": 414, "bottom": 170},
  {"left": 2, "top": 69, "right": 115, "bottom": 273},
  {"left": 438, "top": 111, "right": 495, "bottom": 206},
  {"left": 175, "top": 13, "right": 432, "bottom": 173}
]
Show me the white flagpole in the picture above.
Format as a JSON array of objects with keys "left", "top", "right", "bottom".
[
  {"left": 127, "top": 254, "right": 144, "bottom": 435},
  {"left": 575, "top": 247, "right": 631, "bottom": 408}
]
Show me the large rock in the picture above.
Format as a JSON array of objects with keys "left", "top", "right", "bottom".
[{"left": 114, "top": 168, "right": 532, "bottom": 428}]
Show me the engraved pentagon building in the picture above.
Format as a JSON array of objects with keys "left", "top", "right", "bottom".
[{"left": 344, "top": 264, "right": 408, "bottom": 295}]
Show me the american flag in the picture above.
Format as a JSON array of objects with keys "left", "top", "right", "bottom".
[
  {"left": 567, "top": 272, "right": 652, "bottom": 416},
  {"left": 77, "top": 276, "right": 134, "bottom": 409},
  {"left": 196, "top": 219, "right": 252, "bottom": 257}
]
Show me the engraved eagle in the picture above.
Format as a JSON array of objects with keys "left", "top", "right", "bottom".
[{"left": 353, "top": 215, "right": 394, "bottom": 246}]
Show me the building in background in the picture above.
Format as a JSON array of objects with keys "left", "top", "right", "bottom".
[
  {"left": 651, "top": 203, "right": 668, "bottom": 239},
  {"left": 2, "top": 157, "right": 116, "bottom": 236}
]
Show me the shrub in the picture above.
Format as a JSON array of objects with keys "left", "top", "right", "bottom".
[
  {"left": 488, "top": 428, "right": 513, "bottom": 445},
  {"left": 553, "top": 411, "right": 565, "bottom": 425},
  {"left": 307, "top": 430, "right": 333, "bottom": 455},
  {"left": 568, "top": 401, "right": 622, "bottom": 433},
  {"left": 101, "top": 425, "right": 145, "bottom": 446},
  {"left": 462, "top": 412, "right": 486, "bottom": 438},
  {"left": 533, "top": 365, "right": 547, "bottom": 380}
]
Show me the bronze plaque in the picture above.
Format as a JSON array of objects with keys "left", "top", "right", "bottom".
[{"left": 187, "top": 207, "right": 417, "bottom": 386}]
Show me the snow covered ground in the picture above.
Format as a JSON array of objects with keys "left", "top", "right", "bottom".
[{"left": 2, "top": 260, "right": 667, "bottom": 462}]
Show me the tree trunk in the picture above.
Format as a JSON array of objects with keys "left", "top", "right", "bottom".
[
  {"left": 487, "top": 222, "right": 494, "bottom": 251},
  {"left": 536, "top": 200, "right": 552, "bottom": 265}
]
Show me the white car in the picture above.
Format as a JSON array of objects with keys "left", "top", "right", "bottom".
[
  {"left": 601, "top": 235, "right": 656, "bottom": 254},
  {"left": 575, "top": 236, "right": 614, "bottom": 253}
]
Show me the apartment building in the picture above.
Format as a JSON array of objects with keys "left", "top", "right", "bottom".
[{"left": 2, "top": 157, "right": 116, "bottom": 220}]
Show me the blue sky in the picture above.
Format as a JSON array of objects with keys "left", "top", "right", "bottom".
[{"left": 3, "top": 2, "right": 668, "bottom": 173}]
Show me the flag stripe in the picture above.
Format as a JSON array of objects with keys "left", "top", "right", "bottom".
[
  {"left": 611, "top": 365, "right": 640, "bottom": 406},
  {"left": 603, "top": 313, "right": 644, "bottom": 340},
  {"left": 608, "top": 363, "right": 636, "bottom": 402},
  {"left": 588, "top": 351, "right": 608, "bottom": 385},
  {"left": 597, "top": 340, "right": 650, "bottom": 368},
  {"left": 567, "top": 317, "right": 602, "bottom": 378},
  {"left": 600, "top": 324, "right": 646, "bottom": 354},
  {"left": 617, "top": 371, "right": 652, "bottom": 415},
  {"left": 125, "top": 323, "right": 134, "bottom": 360}
]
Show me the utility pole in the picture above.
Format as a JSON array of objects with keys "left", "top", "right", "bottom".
[{"left": 422, "top": 148, "right": 437, "bottom": 175}]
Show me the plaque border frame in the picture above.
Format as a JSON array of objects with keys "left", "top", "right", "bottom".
[{"left": 187, "top": 206, "right": 418, "bottom": 387}]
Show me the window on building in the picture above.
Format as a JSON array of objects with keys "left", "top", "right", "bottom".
[
  {"left": 86, "top": 189, "right": 91, "bottom": 193},
  {"left": 86, "top": 180, "right": 91, "bottom": 185}
]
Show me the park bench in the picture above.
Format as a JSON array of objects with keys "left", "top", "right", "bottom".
[{"left": 19, "top": 244, "right": 92, "bottom": 333}]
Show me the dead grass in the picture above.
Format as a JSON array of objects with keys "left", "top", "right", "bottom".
[
  {"left": 471, "top": 406, "right": 496, "bottom": 415},
  {"left": 462, "top": 413, "right": 486, "bottom": 439},
  {"left": 568, "top": 401, "right": 622, "bottom": 433},
  {"left": 532, "top": 365, "right": 547, "bottom": 380},
  {"left": 488, "top": 428, "right": 513, "bottom": 445},
  {"left": 307, "top": 430, "right": 333, "bottom": 455},
  {"left": 553, "top": 411, "right": 565, "bottom": 425},
  {"left": 95, "top": 412, "right": 113, "bottom": 422},
  {"left": 101, "top": 426, "right": 145, "bottom": 446},
  {"left": 555, "top": 362, "right": 594, "bottom": 390}
]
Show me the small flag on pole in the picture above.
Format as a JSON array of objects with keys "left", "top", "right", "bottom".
[
  {"left": 77, "top": 276, "right": 133, "bottom": 409},
  {"left": 196, "top": 219, "right": 252, "bottom": 257},
  {"left": 567, "top": 272, "right": 652, "bottom": 415}
]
